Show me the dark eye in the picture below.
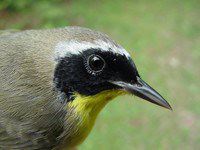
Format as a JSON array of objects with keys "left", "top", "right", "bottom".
[{"left": 87, "top": 55, "right": 105, "bottom": 73}]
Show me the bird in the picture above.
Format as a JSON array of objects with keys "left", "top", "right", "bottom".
[{"left": 0, "top": 26, "right": 171, "bottom": 150}]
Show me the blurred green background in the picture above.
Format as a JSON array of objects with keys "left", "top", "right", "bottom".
[{"left": 0, "top": 0, "right": 199, "bottom": 149}]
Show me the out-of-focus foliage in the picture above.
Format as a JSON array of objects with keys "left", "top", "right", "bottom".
[
  {"left": 0, "top": 0, "right": 72, "bottom": 29},
  {"left": 0, "top": 0, "right": 33, "bottom": 12},
  {"left": 0, "top": 0, "right": 65, "bottom": 11},
  {"left": 0, "top": 0, "right": 199, "bottom": 150}
]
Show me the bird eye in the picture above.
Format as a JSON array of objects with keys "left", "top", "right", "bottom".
[{"left": 87, "top": 55, "right": 105, "bottom": 74}]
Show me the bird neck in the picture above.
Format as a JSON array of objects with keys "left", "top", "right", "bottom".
[{"left": 65, "top": 90, "right": 126, "bottom": 147}]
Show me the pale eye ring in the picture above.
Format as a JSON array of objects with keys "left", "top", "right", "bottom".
[{"left": 86, "top": 54, "right": 105, "bottom": 74}]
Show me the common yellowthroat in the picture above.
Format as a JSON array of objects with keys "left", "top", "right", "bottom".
[{"left": 0, "top": 27, "right": 171, "bottom": 150}]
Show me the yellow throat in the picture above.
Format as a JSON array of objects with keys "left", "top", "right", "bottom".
[{"left": 66, "top": 89, "right": 126, "bottom": 147}]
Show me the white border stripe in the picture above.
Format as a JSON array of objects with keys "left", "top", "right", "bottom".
[{"left": 55, "top": 40, "right": 130, "bottom": 59}]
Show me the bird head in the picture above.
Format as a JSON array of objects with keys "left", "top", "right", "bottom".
[{"left": 53, "top": 27, "right": 171, "bottom": 111}]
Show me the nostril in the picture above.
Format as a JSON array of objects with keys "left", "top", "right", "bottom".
[{"left": 136, "top": 82, "right": 143, "bottom": 87}]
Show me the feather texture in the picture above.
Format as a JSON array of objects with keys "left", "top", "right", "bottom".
[{"left": 0, "top": 27, "right": 128, "bottom": 149}]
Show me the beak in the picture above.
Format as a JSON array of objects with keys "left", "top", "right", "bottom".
[{"left": 111, "top": 76, "right": 172, "bottom": 110}]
